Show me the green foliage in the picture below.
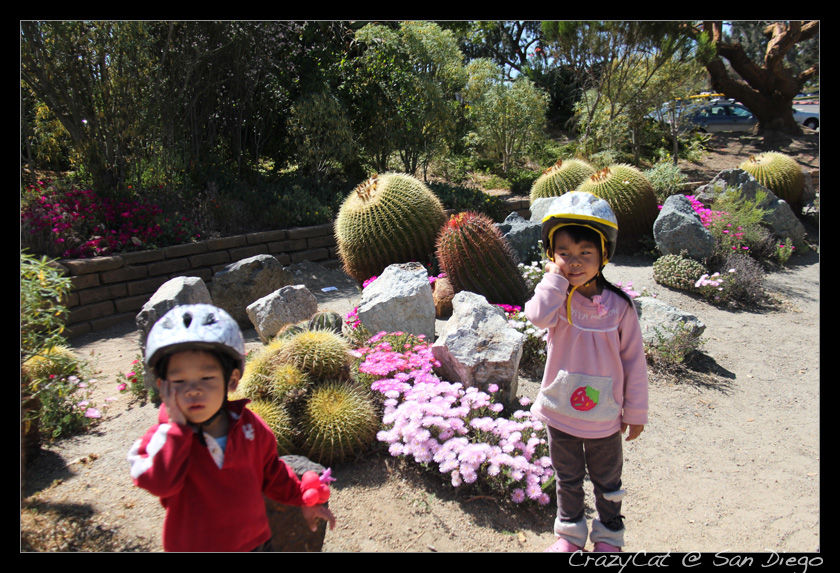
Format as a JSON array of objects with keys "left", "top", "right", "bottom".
[
  {"left": 643, "top": 159, "right": 689, "bottom": 203},
  {"left": 705, "top": 190, "right": 777, "bottom": 262},
  {"left": 427, "top": 181, "right": 508, "bottom": 222},
  {"left": 299, "top": 380, "right": 380, "bottom": 466},
  {"left": 738, "top": 152, "right": 806, "bottom": 207},
  {"left": 463, "top": 58, "right": 549, "bottom": 173},
  {"left": 287, "top": 90, "right": 356, "bottom": 181},
  {"left": 20, "top": 251, "right": 72, "bottom": 364},
  {"left": 652, "top": 253, "right": 708, "bottom": 292},
  {"left": 529, "top": 158, "right": 596, "bottom": 204},
  {"left": 575, "top": 164, "right": 660, "bottom": 248},
  {"left": 335, "top": 172, "right": 447, "bottom": 283},
  {"left": 645, "top": 323, "right": 705, "bottom": 370},
  {"left": 435, "top": 211, "right": 529, "bottom": 307}
]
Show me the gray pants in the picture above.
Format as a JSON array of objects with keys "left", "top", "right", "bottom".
[{"left": 548, "top": 426, "right": 626, "bottom": 547}]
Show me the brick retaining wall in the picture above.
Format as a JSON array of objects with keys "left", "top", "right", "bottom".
[{"left": 58, "top": 198, "right": 530, "bottom": 337}]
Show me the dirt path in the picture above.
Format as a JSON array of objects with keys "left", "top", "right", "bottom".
[{"left": 21, "top": 247, "right": 819, "bottom": 553}]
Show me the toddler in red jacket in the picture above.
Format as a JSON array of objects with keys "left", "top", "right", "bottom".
[{"left": 127, "top": 304, "right": 335, "bottom": 552}]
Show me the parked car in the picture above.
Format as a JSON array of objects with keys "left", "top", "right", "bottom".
[
  {"left": 793, "top": 107, "right": 819, "bottom": 130},
  {"left": 683, "top": 100, "right": 757, "bottom": 133}
]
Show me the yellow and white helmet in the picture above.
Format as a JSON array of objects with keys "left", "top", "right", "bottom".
[{"left": 540, "top": 191, "right": 618, "bottom": 263}]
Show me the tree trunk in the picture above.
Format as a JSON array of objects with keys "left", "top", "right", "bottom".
[{"left": 696, "top": 21, "right": 819, "bottom": 136}]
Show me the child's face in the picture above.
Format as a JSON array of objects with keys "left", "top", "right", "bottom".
[
  {"left": 157, "top": 350, "right": 240, "bottom": 426},
  {"left": 552, "top": 229, "right": 603, "bottom": 288}
]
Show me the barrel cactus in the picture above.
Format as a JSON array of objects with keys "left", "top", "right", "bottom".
[
  {"left": 652, "top": 253, "right": 708, "bottom": 292},
  {"left": 575, "top": 164, "right": 659, "bottom": 248},
  {"left": 298, "top": 380, "right": 380, "bottom": 466},
  {"left": 275, "top": 328, "right": 352, "bottom": 381},
  {"left": 308, "top": 311, "right": 344, "bottom": 335},
  {"left": 529, "top": 158, "right": 596, "bottom": 204},
  {"left": 334, "top": 172, "right": 447, "bottom": 284},
  {"left": 246, "top": 399, "right": 298, "bottom": 456},
  {"left": 738, "top": 152, "right": 805, "bottom": 207},
  {"left": 435, "top": 211, "right": 529, "bottom": 307}
]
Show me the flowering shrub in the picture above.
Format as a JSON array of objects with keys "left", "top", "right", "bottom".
[
  {"left": 26, "top": 369, "right": 111, "bottom": 441},
  {"left": 21, "top": 180, "right": 200, "bottom": 259},
  {"left": 354, "top": 331, "right": 554, "bottom": 505}
]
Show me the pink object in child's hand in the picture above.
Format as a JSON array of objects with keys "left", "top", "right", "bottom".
[{"left": 301, "top": 470, "right": 331, "bottom": 506}]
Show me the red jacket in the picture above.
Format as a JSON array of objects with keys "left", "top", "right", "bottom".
[{"left": 128, "top": 398, "right": 304, "bottom": 552}]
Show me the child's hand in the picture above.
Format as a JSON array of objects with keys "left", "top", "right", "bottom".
[
  {"left": 301, "top": 503, "right": 336, "bottom": 532},
  {"left": 545, "top": 261, "right": 563, "bottom": 276},
  {"left": 621, "top": 423, "right": 644, "bottom": 441},
  {"left": 159, "top": 379, "right": 187, "bottom": 426}
]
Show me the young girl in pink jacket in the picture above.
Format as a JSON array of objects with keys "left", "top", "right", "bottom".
[{"left": 524, "top": 192, "right": 648, "bottom": 553}]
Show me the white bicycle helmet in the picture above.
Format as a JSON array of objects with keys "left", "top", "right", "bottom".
[
  {"left": 541, "top": 191, "right": 619, "bottom": 263},
  {"left": 144, "top": 304, "right": 245, "bottom": 375}
]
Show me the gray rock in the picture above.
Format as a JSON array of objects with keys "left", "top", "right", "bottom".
[
  {"left": 432, "top": 291, "right": 525, "bottom": 403},
  {"left": 135, "top": 276, "right": 213, "bottom": 387},
  {"left": 209, "top": 254, "right": 293, "bottom": 327},
  {"left": 694, "top": 169, "right": 806, "bottom": 248},
  {"left": 246, "top": 284, "right": 318, "bottom": 343},
  {"left": 634, "top": 296, "right": 705, "bottom": 347},
  {"left": 264, "top": 455, "right": 328, "bottom": 552},
  {"left": 653, "top": 194, "right": 715, "bottom": 259},
  {"left": 357, "top": 262, "right": 436, "bottom": 340},
  {"left": 496, "top": 211, "right": 540, "bottom": 263}
]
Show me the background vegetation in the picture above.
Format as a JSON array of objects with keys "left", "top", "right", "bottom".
[{"left": 21, "top": 21, "right": 818, "bottom": 259}]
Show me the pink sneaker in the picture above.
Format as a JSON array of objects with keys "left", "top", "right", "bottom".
[
  {"left": 593, "top": 541, "right": 621, "bottom": 552},
  {"left": 545, "top": 538, "right": 585, "bottom": 552}
]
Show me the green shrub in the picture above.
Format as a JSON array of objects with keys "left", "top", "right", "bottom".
[{"left": 644, "top": 160, "right": 688, "bottom": 203}]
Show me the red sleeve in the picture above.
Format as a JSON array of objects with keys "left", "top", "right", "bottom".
[
  {"left": 127, "top": 419, "right": 194, "bottom": 499},
  {"left": 250, "top": 411, "right": 306, "bottom": 506}
]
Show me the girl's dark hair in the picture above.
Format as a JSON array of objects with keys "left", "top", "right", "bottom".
[
  {"left": 155, "top": 348, "right": 239, "bottom": 383},
  {"left": 552, "top": 224, "right": 634, "bottom": 306}
]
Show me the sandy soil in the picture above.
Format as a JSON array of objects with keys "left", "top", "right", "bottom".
[{"left": 21, "top": 132, "right": 820, "bottom": 554}]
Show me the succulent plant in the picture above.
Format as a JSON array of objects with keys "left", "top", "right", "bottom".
[
  {"left": 275, "top": 328, "right": 352, "bottom": 381},
  {"left": 575, "top": 164, "right": 659, "bottom": 248},
  {"left": 738, "top": 152, "right": 805, "bottom": 207},
  {"left": 652, "top": 253, "right": 708, "bottom": 292},
  {"left": 334, "top": 172, "right": 447, "bottom": 284},
  {"left": 308, "top": 311, "right": 345, "bottom": 335},
  {"left": 246, "top": 399, "right": 298, "bottom": 456},
  {"left": 298, "top": 380, "right": 380, "bottom": 466},
  {"left": 529, "top": 158, "right": 596, "bottom": 204},
  {"left": 435, "top": 211, "right": 529, "bottom": 307},
  {"left": 21, "top": 345, "right": 81, "bottom": 381}
]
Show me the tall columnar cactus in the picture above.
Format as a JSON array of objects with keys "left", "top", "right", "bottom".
[
  {"left": 529, "top": 158, "right": 596, "bottom": 204},
  {"left": 575, "top": 164, "right": 659, "bottom": 247},
  {"left": 299, "top": 380, "right": 380, "bottom": 466},
  {"left": 334, "top": 172, "right": 447, "bottom": 284},
  {"left": 738, "top": 152, "right": 805, "bottom": 207},
  {"left": 435, "top": 211, "right": 529, "bottom": 307}
]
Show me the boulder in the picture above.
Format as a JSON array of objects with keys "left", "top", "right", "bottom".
[
  {"left": 653, "top": 194, "right": 715, "bottom": 259},
  {"left": 496, "top": 211, "right": 540, "bottom": 263},
  {"left": 135, "top": 276, "right": 212, "bottom": 388},
  {"left": 634, "top": 296, "right": 705, "bottom": 347},
  {"left": 246, "top": 285, "right": 318, "bottom": 343},
  {"left": 264, "top": 455, "right": 329, "bottom": 552},
  {"left": 432, "top": 291, "right": 525, "bottom": 403},
  {"left": 209, "top": 254, "right": 293, "bottom": 327},
  {"left": 694, "top": 169, "right": 806, "bottom": 248},
  {"left": 357, "top": 262, "right": 436, "bottom": 340}
]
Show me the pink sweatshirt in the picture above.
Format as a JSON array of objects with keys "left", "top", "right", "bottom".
[{"left": 524, "top": 273, "right": 648, "bottom": 439}]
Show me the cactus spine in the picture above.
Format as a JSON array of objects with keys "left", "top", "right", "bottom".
[
  {"left": 335, "top": 172, "right": 447, "bottom": 284},
  {"left": 652, "top": 253, "right": 708, "bottom": 292},
  {"left": 435, "top": 211, "right": 529, "bottom": 307},
  {"left": 575, "top": 164, "right": 659, "bottom": 247},
  {"left": 275, "top": 328, "right": 352, "bottom": 381},
  {"left": 738, "top": 152, "right": 805, "bottom": 208},
  {"left": 529, "top": 158, "right": 596, "bottom": 204},
  {"left": 246, "top": 399, "right": 298, "bottom": 455}
]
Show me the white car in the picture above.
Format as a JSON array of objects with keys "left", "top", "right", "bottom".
[{"left": 793, "top": 107, "right": 819, "bottom": 130}]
